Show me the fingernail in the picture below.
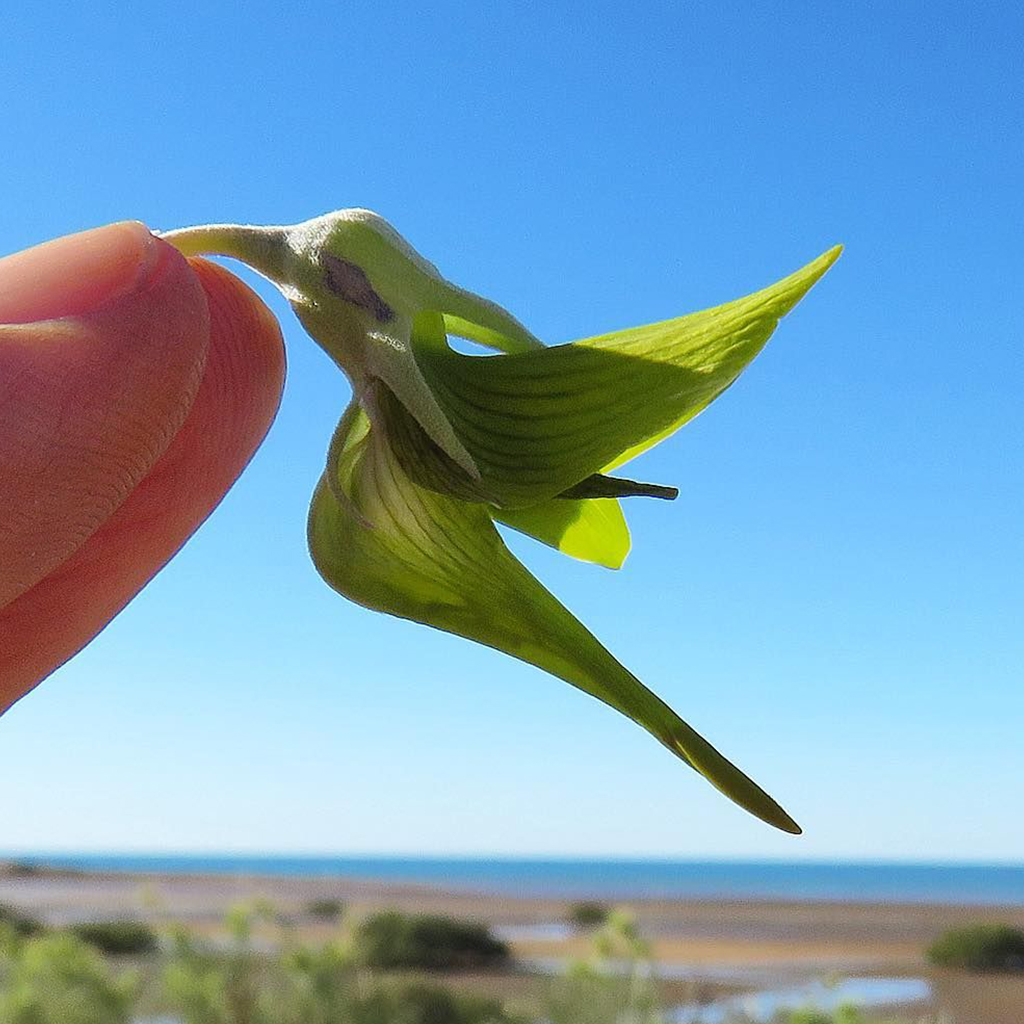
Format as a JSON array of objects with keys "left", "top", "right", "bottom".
[{"left": 0, "top": 221, "right": 164, "bottom": 324}]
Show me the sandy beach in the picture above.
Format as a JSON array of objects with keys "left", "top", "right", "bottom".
[{"left": 2, "top": 863, "right": 1023, "bottom": 1021}]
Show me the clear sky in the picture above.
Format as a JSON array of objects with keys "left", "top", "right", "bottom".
[{"left": 1, "top": 1, "right": 1021, "bottom": 861}]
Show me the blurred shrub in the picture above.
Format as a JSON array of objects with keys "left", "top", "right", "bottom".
[
  {"left": 388, "top": 981, "right": 521, "bottom": 1024},
  {"left": 277, "top": 940, "right": 360, "bottom": 1024},
  {"left": 305, "top": 898, "right": 345, "bottom": 922},
  {"left": 927, "top": 923, "right": 1024, "bottom": 972},
  {"left": 355, "top": 911, "right": 509, "bottom": 972},
  {"left": 0, "top": 901, "right": 946, "bottom": 1024},
  {"left": 0, "top": 930, "right": 137, "bottom": 1024},
  {"left": 162, "top": 905, "right": 521, "bottom": 1024},
  {"left": 0, "top": 906, "right": 44, "bottom": 939},
  {"left": 0, "top": 864, "right": 41, "bottom": 880},
  {"left": 566, "top": 901, "right": 609, "bottom": 931},
  {"left": 70, "top": 921, "right": 158, "bottom": 956},
  {"left": 162, "top": 902, "right": 285, "bottom": 1024},
  {"left": 163, "top": 927, "right": 268, "bottom": 1024},
  {"left": 547, "top": 910, "right": 660, "bottom": 1024}
]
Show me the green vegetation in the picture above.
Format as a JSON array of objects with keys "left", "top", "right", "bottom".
[
  {"left": 546, "top": 911, "right": 659, "bottom": 1024},
  {"left": 380, "top": 982, "right": 521, "bottom": 1024},
  {"left": 566, "top": 901, "right": 609, "bottom": 931},
  {"left": 0, "top": 903, "right": 938, "bottom": 1024},
  {"left": 354, "top": 911, "right": 509, "bottom": 972},
  {"left": 70, "top": 921, "right": 158, "bottom": 956},
  {"left": 0, "top": 906, "right": 43, "bottom": 939},
  {"left": 927, "top": 922, "right": 1024, "bottom": 972},
  {"left": 163, "top": 908, "right": 523, "bottom": 1024},
  {"left": 162, "top": 905, "right": 278, "bottom": 1024},
  {"left": 0, "top": 929, "right": 137, "bottom": 1024},
  {"left": 305, "top": 898, "right": 345, "bottom": 921}
]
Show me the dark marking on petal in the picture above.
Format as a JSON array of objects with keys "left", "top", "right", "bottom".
[{"left": 322, "top": 253, "right": 394, "bottom": 323}]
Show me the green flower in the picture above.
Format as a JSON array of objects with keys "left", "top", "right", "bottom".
[{"left": 164, "top": 210, "right": 841, "bottom": 832}]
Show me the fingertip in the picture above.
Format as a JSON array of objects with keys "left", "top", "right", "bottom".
[
  {"left": 186, "top": 256, "right": 287, "bottom": 431},
  {"left": 0, "top": 221, "right": 169, "bottom": 324}
]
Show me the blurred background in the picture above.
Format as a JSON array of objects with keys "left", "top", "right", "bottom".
[{"left": 1, "top": 1, "right": 1022, "bottom": 1021}]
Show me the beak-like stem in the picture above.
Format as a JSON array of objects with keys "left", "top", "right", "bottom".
[{"left": 160, "top": 224, "right": 291, "bottom": 288}]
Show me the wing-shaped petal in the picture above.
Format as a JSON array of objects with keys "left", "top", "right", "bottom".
[
  {"left": 0, "top": 257, "right": 285, "bottom": 714},
  {"left": 326, "top": 392, "right": 632, "bottom": 569},
  {"left": 411, "top": 247, "right": 841, "bottom": 508},
  {"left": 308, "top": 398, "right": 799, "bottom": 833}
]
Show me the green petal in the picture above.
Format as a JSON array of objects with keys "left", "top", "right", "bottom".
[
  {"left": 412, "top": 246, "right": 842, "bottom": 507},
  {"left": 437, "top": 307, "right": 542, "bottom": 357},
  {"left": 371, "top": 372, "right": 677, "bottom": 507},
  {"left": 370, "top": 377, "right": 660, "bottom": 569},
  {"left": 493, "top": 497, "right": 631, "bottom": 570},
  {"left": 412, "top": 277, "right": 545, "bottom": 356},
  {"left": 308, "top": 412, "right": 800, "bottom": 834}
]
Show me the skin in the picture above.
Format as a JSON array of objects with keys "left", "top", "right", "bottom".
[{"left": 0, "top": 222, "right": 286, "bottom": 715}]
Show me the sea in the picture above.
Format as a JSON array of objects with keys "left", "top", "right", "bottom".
[{"left": 5, "top": 855, "right": 1024, "bottom": 905}]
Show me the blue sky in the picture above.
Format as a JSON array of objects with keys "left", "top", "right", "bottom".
[{"left": 1, "top": 1, "right": 1021, "bottom": 860}]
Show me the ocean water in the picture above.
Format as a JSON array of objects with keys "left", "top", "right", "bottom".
[{"left": 6, "top": 854, "right": 1024, "bottom": 904}]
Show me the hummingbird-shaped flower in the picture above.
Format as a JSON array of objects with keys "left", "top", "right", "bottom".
[{"left": 163, "top": 210, "right": 840, "bottom": 833}]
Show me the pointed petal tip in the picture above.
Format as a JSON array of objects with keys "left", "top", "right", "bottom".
[
  {"left": 807, "top": 242, "right": 844, "bottom": 282},
  {"left": 725, "top": 784, "right": 802, "bottom": 835},
  {"left": 669, "top": 731, "right": 803, "bottom": 834},
  {"left": 773, "top": 809, "right": 803, "bottom": 836},
  {"left": 816, "top": 243, "right": 844, "bottom": 275},
  {"left": 752, "top": 796, "right": 802, "bottom": 835},
  {"left": 594, "top": 546, "right": 628, "bottom": 571},
  {"left": 766, "top": 243, "right": 844, "bottom": 321},
  {"left": 741, "top": 792, "right": 803, "bottom": 835}
]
